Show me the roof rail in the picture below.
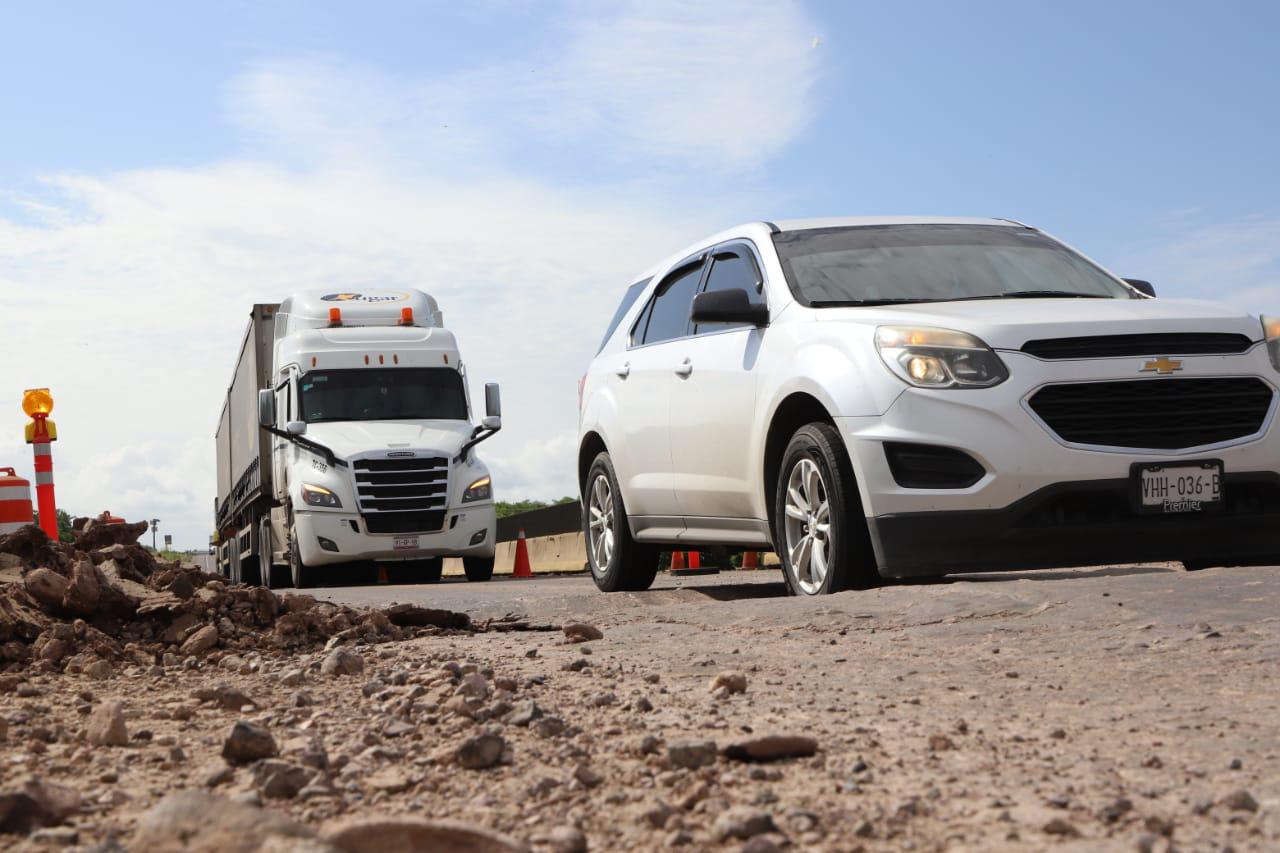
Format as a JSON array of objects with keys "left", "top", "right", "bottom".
[{"left": 994, "top": 217, "right": 1035, "bottom": 229}]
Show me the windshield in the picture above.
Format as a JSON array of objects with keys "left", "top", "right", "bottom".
[
  {"left": 772, "top": 224, "right": 1135, "bottom": 306},
  {"left": 299, "top": 368, "right": 467, "bottom": 423}
]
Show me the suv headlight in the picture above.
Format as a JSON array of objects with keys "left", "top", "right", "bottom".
[
  {"left": 875, "top": 326, "right": 1009, "bottom": 389},
  {"left": 301, "top": 483, "right": 342, "bottom": 508},
  {"left": 1264, "top": 316, "right": 1280, "bottom": 372},
  {"left": 462, "top": 475, "right": 492, "bottom": 503}
]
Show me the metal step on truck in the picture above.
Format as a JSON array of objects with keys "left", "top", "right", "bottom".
[{"left": 214, "top": 289, "right": 501, "bottom": 588}]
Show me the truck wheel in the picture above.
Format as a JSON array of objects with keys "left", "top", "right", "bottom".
[
  {"left": 774, "top": 423, "right": 878, "bottom": 596},
  {"left": 388, "top": 559, "right": 444, "bottom": 584},
  {"left": 463, "top": 557, "right": 494, "bottom": 582},
  {"left": 584, "top": 452, "right": 658, "bottom": 592},
  {"left": 289, "top": 529, "right": 317, "bottom": 588}
]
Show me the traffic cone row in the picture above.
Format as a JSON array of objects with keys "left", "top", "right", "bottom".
[{"left": 741, "top": 550, "right": 759, "bottom": 570}]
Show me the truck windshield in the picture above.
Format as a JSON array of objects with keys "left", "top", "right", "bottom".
[
  {"left": 772, "top": 224, "right": 1135, "bottom": 306},
  {"left": 299, "top": 368, "right": 468, "bottom": 422}
]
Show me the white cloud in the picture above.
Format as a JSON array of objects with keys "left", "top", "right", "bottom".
[{"left": 0, "top": 0, "right": 822, "bottom": 548}]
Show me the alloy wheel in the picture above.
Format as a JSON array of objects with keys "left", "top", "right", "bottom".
[
  {"left": 783, "top": 457, "right": 832, "bottom": 595},
  {"left": 588, "top": 473, "right": 615, "bottom": 572}
]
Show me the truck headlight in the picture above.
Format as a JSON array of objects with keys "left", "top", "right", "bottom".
[
  {"left": 875, "top": 326, "right": 1009, "bottom": 389},
  {"left": 462, "top": 475, "right": 492, "bottom": 503},
  {"left": 1264, "top": 316, "right": 1280, "bottom": 372},
  {"left": 301, "top": 483, "right": 342, "bottom": 508}
]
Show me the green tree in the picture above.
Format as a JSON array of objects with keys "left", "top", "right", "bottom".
[
  {"left": 495, "top": 496, "right": 577, "bottom": 519},
  {"left": 31, "top": 508, "right": 76, "bottom": 543}
]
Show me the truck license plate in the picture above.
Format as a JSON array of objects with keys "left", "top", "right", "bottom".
[
  {"left": 1133, "top": 461, "right": 1223, "bottom": 514},
  {"left": 393, "top": 535, "right": 419, "bottom": 551}
]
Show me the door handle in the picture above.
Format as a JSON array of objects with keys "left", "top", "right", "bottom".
[
  {"left": 615, "top": 362, "right": 630, "bottom": 379},
  {"left": 674, "top": 358, "right": 693, "bottom": 377}
]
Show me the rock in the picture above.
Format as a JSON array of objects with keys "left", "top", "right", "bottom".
[
  {"left": 724, "top": 735, "right": 818, "bottom": 763},
  {"left": 562, "top": 622, "right": 603, "bottom": 643},
  {"left": 180, "top": 625, "right": 219, "bottom": 656},
  {"left": 741, "top": 836, "right": 786, "bottom": 853},
  {"left": 457, "top": 734, "right": 506, "bottom": 770},
  {"left": 533, "top": 717, "right": 566, "bottom": 739},
  {"left": 637, "top": 800, "right": 675, "bottom": 829},
  {"left": 194, "top": 684, "right": 258, "bottom": 711},
  {"left": 222, "top": 721, "right": 278, "bottom": 765},
  {"left": 458, "top": 672, "right": 489, "bottom": 699},
  {"left": 367, "top": 769, "right": 413, "bottom": 794},
  {"left": 713, "top": 807, "right": 775, "bottom": 842},
  {"left": 547, "top": 825, "right": 588, "bottom": 853},
  {"left": 382, "top": 603, "right": 471, "bottom": 630},
  {"left": 281, "top": 668, "right": 305, "bottom": 687},
  {"left": 0, "top": 776, "right": 82, "bottom": 834},
  {"left": 321, "top": 648, "right": 364, "bottom": 677},
  {"left": 710, "top": 671, "right": 747, "bottom": 694},
  {"left": 35, "top": 636, "right": 69, "bottom": 664},
  {"left": 573, "top": 764, "right": 604, "bottom": 789},
  {"left": 61, "top": 560, "right": 101, "bottom": 615},
  {"left": 1042, "top": 817, "right": 1079, "bottom": 837},
  {"left": 506, "top": 699, "right": 544, "bottom": 727},
  {"left": 321, "top": 817, "right": 522, "bottom": 852},
  {"left": 928, "top": 734, "right": 955, "bottom": 752},
  {"left": 29, "top": 826, "right": 79, "bottom": 846},
  {"left": 86, "top": 701, "right": 129, "bottom": 747},
  {"left": 131, "top": 791, "right": 318, "bottom": 851},
  {"left": 590, "top": 692, "right": 615, "bottom": 707},
  {"left": 24, "top": 568, "right": 69, "bottom": 611},
  {"left": 203, "top": 765, "right": 234, "bottom": 788},
  {"left": 1099, "top": 797, "right": 1132, "bottom": 823},
  {"left": 84, "top": 659, "right": 113, "bottom": 680},
  {"left": 668, "top": 740, "right": 718, "bottom": 769},
  {"left": 74, "top": 518, "right": 148, "bottom": 552},
  {"left": 253, "top": 760, "right": 314, "bottom": 800},
  {"left": 1221, "top": 789, "right": 1258, "bottom": 812}
]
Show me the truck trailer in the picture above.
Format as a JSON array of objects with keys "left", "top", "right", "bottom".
[{"left": 214, "top": 289, "right": 500, "bottom": 587}]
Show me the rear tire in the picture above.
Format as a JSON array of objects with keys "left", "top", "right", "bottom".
[
  {"left": 773, "top": 423, "right": 878, "bottom": 596},
  {"left": 584, "top": 452, "right": 658, "bottom": 592},
  {"left": 463, "top": 557, "right": 494, "bottom": 582},
  {"left": 289, "top": 528, "right": 318, "bottom": 589},
  {"left": 388, "top": 558, "right": 444, "bottom": 584}
]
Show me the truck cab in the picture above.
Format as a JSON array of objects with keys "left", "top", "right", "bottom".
[{"left": 217, "top": 288, "right": 499, "bottom": 587}]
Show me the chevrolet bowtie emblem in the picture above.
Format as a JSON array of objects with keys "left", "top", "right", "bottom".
[{"left": 1141, "top": 357, "right": 1183, "bottom": 375}]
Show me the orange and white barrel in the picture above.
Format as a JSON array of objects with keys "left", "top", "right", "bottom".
[{"left": 0, "top": 468, "right": 35, "bottom": 535}]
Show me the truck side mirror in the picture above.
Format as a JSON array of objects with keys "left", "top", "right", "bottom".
[
  {"left": 484, "top": 383, "right": 501, "bottom": 423},
  {"left": 286, "top": 420, "right": 307, "bottom": 436},
  {"left": 1124, "top": 278, "right": 1156, "bottom": 297},
  {"left": 258, "top": 389, "right": 275, "bottom": 428}
]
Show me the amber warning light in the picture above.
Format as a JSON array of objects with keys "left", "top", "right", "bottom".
[
  {"left": 400, "top": 307, "right": 414, "bottom": 326},
  {"left": 328, "top": 307, "right": 343, "bottom": 327}
]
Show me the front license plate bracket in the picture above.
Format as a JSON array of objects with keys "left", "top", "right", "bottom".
[{"left": 1130, "top": 459, "right": 1224, "bottom": 515}]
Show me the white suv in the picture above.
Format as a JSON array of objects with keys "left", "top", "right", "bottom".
[{"left": 578, "top": 217, "right": 1280, "bottom": 595}]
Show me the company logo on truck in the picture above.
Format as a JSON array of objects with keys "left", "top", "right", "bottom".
[{"left": 321, "top": 292, "right": 409, "bottom": 303}]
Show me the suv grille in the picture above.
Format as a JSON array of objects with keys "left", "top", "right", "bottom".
[
  {"left": 1028, "top": 377, "right": 1274, "bottom": 450},
  {"left": 353, "top": 455, "right": 449, "bottom": 533},
  {"left": 1022, "top": 333, "right": 1254, "bottom": 360}
]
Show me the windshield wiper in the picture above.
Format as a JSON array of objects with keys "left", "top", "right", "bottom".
[
  {"left": 947, "top": 291, "right": 1111, "bottom": 301},
  {"left": 809, "top": 298, "right": 938, "bottom": 307}
]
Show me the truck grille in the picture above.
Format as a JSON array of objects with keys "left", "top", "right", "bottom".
[
  {"left": 1021, "top": 333, "right": 1254, "bottom": 360},
  {"left": 1028, "top": 377, "right": 1274, "bottom": 450},
  {"left": 352, "top": 455, "right": 449, "bottom": 534}
]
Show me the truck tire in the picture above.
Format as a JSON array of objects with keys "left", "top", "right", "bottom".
[
  {"left": 584, "top": 452, "right": 658, "bottom": 592},
  {"left": 289, "top": 528, "right": 318, "bottom": 589},
  {"left": 387, "top": 559, "right": 444, "bottom": 584},
  {"left": 773, "top": 423, "right": 879, "bottom": 596},
  {"left": 463, "top": 557, "right": 494, "bottom": 582}
]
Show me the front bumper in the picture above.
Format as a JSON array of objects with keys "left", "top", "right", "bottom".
[
  {"left": 295, "top": 504, "right": 496, "bottom": 567},
  {"left": 840, "top": 352, "right": 1280, "bottom": 576}
]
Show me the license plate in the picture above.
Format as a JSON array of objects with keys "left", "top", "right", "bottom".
[
  {"left": 393, "top": 535, "right": 419, "bottom": 551},
  {"left": 1132, "top": 460, "right": 1223, "bottom": 514}
]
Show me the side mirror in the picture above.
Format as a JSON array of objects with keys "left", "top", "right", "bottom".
[
  {"left": 691, "top": 288, "right": 769, "bottom": 326},
  {"left": 285, "top": 420, "right": 307, "bottom": 436},
  {"left": 1125, "top": 279, "right": 1156, "bottom": 297},
  {"left": 484, "top": 383, "right": 501, "bottom": 422},
  {"left": 257, "top": 389, "right": 275, "bottom": 428}
]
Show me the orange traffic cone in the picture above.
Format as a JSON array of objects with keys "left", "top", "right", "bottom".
[
  {"left": 741, "top": 550, "right": 758, "bottom": 570},
  {"left": 512, "top": 529, "right": 532, "bottom": 578},
  {"left": 688, "top": 551, "right": 701, "bottom": 569},
  {"left": 670, "top": 550, "right": 686, "bottom": 571},
  {"left": 377, "top": 565, "right": 389, "bottom": 583}
]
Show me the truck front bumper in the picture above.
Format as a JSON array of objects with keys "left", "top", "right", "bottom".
[{"left": 295, "top": 504, "right": 497, "bottom": 567}]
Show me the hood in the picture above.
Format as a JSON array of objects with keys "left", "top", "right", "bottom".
[
  {"left": 813, "top": 297, "right": 1264, "bottom": 350},
  {"left": 302, "top": 420, "right": 473, "bottom": 460}
]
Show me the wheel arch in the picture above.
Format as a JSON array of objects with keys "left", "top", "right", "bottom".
[
  {"left": 762, "top": 392, "right": 838, "bottom": 540},
  {"left": 578, "top": 431, "right": 609, "bottom": 496}
]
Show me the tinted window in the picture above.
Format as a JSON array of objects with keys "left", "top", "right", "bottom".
[
  {"left": 640, "top": 264, "right": 703, "bottom": 345},
  {"left": 299, "top": 368, "right": 468, "bottom": 422},
  {"left": 599, "top": 279, "right": 649, "bottom": 353},
  {"left": 772, "top": 225, "right": 1133, "bottom": 306},
  {"left": 694, "top": 250, "right": 763, "bottom": 334}
]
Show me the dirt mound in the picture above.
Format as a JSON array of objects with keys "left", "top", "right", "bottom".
[{"left": 0, "top": 520, "right": 474, "bottom": 675}]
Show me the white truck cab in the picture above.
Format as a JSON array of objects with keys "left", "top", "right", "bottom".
[{"left": 215, "top": 288, "right": 499, "bottom": 588}]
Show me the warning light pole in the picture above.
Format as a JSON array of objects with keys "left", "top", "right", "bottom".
[{"left": 22, "top": 388, "right": 59, "bottom": 541}]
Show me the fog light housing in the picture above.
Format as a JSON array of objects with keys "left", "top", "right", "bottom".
[
  {"left": 469, "top": 530, "right": 487, "bottom": 546},
  {"left": 884, "top": 442, "right": 986, "bottom": 489},
  {"left": 317, "top": 537, "right": 339, "bottom": 553}
]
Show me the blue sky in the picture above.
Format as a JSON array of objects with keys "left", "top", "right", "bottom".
[{"left": 2, "top": 1, "right": 1277, "bottom": 546}]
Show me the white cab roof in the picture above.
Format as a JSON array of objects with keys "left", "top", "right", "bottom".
[{"left": 279, "top": 288, "right": 442, "bottom": 330}]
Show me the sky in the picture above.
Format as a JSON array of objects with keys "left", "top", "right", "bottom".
[{"left": 1, "top": 0, "right": 1277, "bottom": 548}]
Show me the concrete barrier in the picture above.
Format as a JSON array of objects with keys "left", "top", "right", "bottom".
[{"left": 445, "top": 530, "right": 587, "bottom": 577}]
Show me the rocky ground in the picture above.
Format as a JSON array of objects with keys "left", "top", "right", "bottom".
[{"left": 1, "top": 521, "right": 1278, "bottom": 851}]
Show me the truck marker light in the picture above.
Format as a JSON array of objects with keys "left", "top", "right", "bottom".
[
  {"left": 400, "top": 307, "right": 414, "bottom": 326},
  {"left": 328, "top": 307, "right": 343, "bottom": 327},
  {"left": 443, "top": 354, "right": 449, "bottom": 364},
  {"left": 311, "top": 357, "right": 317, "bottom": 367},
  {"left": 363, "top": 355, "right": 369, "bottom": 365},
  {"left": 393, "top": 354, "right": 399, "bottom": 365},
  {"left": 379, "top": 355, "right": 385, "bottom": 364}
]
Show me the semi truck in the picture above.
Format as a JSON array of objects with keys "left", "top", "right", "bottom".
[{"left": 214, "top": 289, "right": 500, "bottom": 588}]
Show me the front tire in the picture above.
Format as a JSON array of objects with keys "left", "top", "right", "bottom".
[
  {"left": 584, "top": 452, "right": 658, "bottom": 592},
  {"left": 289, "top": 528, "right": 318, "bottom": 589},
  {"left": 774, "top": 423, "right": 878, "bottom": 596},
  {"left": 262, "top": 517, "right": 291, "bottom": 589},
  {"left": 463, "top": 557, "right": 494, "bottom": 582}
]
